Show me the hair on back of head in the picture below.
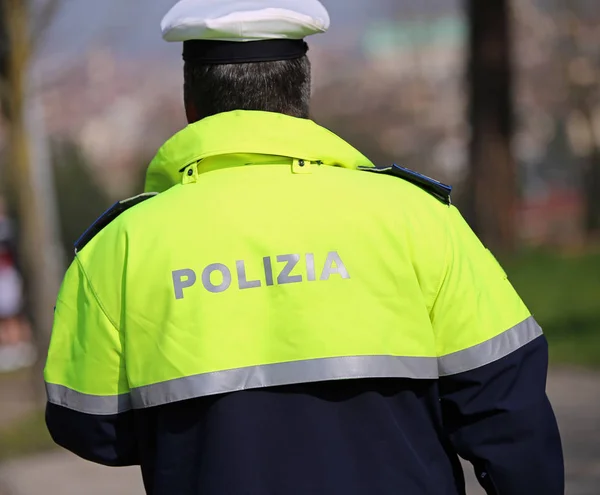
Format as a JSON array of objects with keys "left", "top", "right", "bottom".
[{"left": 184, "top": 56, "right": 311, "bottom": 122}]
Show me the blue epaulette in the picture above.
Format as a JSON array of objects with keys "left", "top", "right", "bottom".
[
  {"left": 74, "top": 193, "right": 158, "bottom": 254},
  {"left": 358, "top": 164, "right": 452, "bottom": 205}
]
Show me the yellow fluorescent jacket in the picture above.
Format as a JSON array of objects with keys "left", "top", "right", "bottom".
[{"left": 44, "top": 111, "right": 540, "bottom": 415}]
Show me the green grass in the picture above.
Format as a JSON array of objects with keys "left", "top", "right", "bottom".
[
  {"left": 0, "top": 409, "right": 55, "bottom": 461},
  {"left": 504, "top": 250, "right": 600, "bottom": 367}
]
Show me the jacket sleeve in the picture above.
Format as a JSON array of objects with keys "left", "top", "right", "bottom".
[
  {"left": 431, "top": 206, "right": 564, "bottom": 494},
  {"left": 44, "top": 257, "right": 138, "bottom": 467}
]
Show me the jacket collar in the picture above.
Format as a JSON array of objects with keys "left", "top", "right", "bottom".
[{"left": 145, "top": 110, "right": 374, "bottom": 193}]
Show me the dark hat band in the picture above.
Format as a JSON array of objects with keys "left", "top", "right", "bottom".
[{"left": 183, "top": 39, "right": 309, "bottom": 64}]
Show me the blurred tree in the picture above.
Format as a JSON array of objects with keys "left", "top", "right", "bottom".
[
  {"left": 0, "top": 0, "right": 65, "bottom": 384},
  {"left": 0, "top": 3, "right": 8, "bottom": 116},
  {"left": 51, "top": 139, "right": 110, "bottom": 260},
  {"left": 465, "top": 0, "right": 517, "bottom": 254},
  {"left": 0, "top": 0, "right": 61, "bottom": 115},
  {"left": 561, "top": 3, "right": 600, "bottom": 237}
]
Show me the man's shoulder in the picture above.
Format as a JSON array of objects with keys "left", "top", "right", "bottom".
[
  {"left": 357, "top": 165, "right": 453, "bottom": 206},
  {"left": 75, "top": 193, "right": 158, "bottom": 253}
]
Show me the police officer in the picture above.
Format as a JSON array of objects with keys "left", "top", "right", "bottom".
[{"left": 45, "top": 1, "right": 564, "bottom": 494}]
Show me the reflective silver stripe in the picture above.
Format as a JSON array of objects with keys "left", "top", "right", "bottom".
[
  {"left": 45, "top": 383, "right": 132, "bottom": 415},
  {"left": 131, "top": 355, "right": 439, "bottom": 409},
  {"left": 47, "top": 319, "right": 542, "bottom": 412},
  {"left": 438, "top": 316, "right": 543, "bottom": 376}
]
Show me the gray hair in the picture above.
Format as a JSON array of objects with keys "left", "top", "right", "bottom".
[{"left": 183, "top": 56, "right": 311, "bottom": 121}]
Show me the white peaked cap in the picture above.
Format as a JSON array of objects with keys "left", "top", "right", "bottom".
[{"left": 161, "top": 0, "right": 330, "bottom": 43}]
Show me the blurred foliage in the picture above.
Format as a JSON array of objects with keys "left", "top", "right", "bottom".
[
  {"left": 51, "top": 139, "right": 111, "bottom": 259},
  {"left": 0, "top": 410, "right": 54, "bottom": 461},
  {"left": 316, "top": 115, "right": 400, "bottom": 168},
  {"left": 505, "top": 250, "right": 600, "bottom": 367},
  {"left": 131, "top": 154, "right": 156, "bottom": 195}
]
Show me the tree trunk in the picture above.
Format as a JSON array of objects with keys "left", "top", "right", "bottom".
[
  {"left": 582, "top": 138, "right": 600, "bottom": 236},
  {"left": 561, "top": 5, "right": 600, "bottom": 239},
  {"left": 465, "top": 0, "right": 517, "bottom": 254},
  {"left": 3, "top": 0, "right": 64, "bottom": 397}
]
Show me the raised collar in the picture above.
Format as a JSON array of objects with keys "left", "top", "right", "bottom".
[{"left": 145, "top": 110, "right": 374, "bottom": 193}]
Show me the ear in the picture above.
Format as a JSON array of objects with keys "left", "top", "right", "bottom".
[
  {"left": 184, "top": 96, "right": 200, "bottom": 124},
  {"left": 185, "top": 104, "right": 198, "bottom": 124}
]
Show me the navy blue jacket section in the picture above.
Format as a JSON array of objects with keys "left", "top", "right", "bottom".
[
  {"left": 46, "top": 404, "right": 138, "bottom": 467},
  {"left": 46, "top": 336, "right": 564, "bottom": 495},
  {"left": 439, "top": 335, "right": 564, "bottom": 494}
]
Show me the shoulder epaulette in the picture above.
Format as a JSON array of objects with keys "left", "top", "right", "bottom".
[
  {"left": 358, "top": 164, "right": 452, "bottom": 205},
  {"left": 75, "top": 193, "right": 158, "bottom": 253}
]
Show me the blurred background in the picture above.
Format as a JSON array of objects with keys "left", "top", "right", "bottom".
[{"left": 0, "top": 0, "right": 599, "bottom": 494}]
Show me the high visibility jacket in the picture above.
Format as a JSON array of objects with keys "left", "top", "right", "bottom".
[
  {"left": 44, "top": 111, "right": 563, "bottom": 495},
  {"left": 45, "top": 110, "right": 536, "bottom": 413}
]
